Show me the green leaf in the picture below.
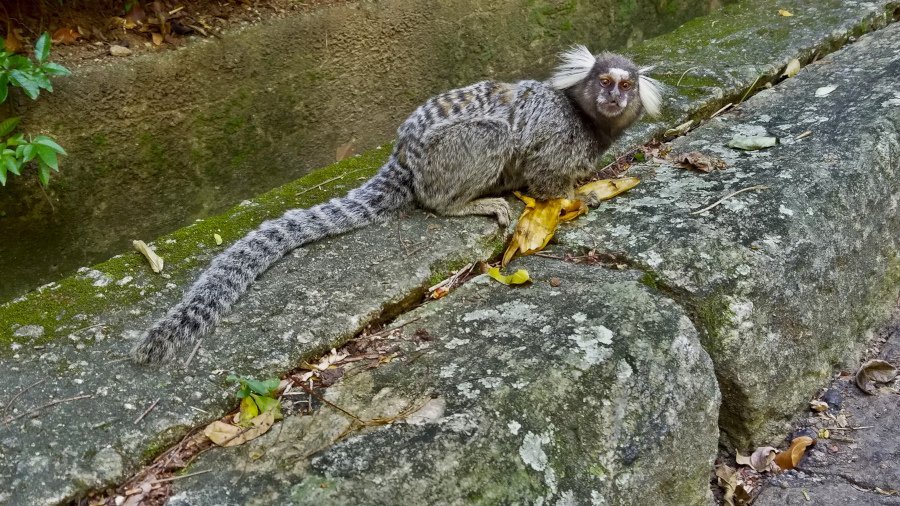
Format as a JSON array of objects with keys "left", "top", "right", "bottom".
[
  {"left": 36, "top": 144, "right": 58, "bottom": 170},
  {"left": 4, "top": 153, "right": 21, "bottom": 175},
  {"left": 0, "top": 163, "right": 6, "bottom": 186},
  {"left": 6, "top": 133, "right": 25, "bottom": 146},
  {"left": 8, "top": 70, "right": 40, "bottom": 99},
  {"left": 34, "top": 72, "right": 53, "bottom": 92},
  {"left": 37, "top": 159, "right": 50, "bottom": 186},
  {"left": 34, "top": 33, "right": 51, "bottom": 63},
  {"left": 250, "top": 393, "right": 281, "bottom": 414},
  {"left": 21, "top": 143, "right": 35, "bottom": 163},
  {"left": 33, "top": 136, "right": 67, "bottom": 154},
  {"left": 0, "top": 117, "right": 20, "bottom": 137},
  {"left": 40, "top": 62, "right": 71, "bottom": 76},
  {"left": 0, "top": 75, "right": 8, "bottom": 103}
]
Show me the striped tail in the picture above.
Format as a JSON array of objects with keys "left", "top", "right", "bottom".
[{"left": 133, "top": 157, "right": 413, "bottom": 364}]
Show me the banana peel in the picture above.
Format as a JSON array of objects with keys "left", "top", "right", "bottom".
[{"left": 501, "top": 178, "right": 639, "bottom": 267}]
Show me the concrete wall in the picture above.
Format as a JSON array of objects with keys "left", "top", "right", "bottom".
[{"left": 0, "top": 0, "right": 727, "bottom": 300}]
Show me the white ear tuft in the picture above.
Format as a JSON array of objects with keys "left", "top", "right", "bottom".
[
  {"left": 638, "top": 72, "right": 662, "bottom": 117},
  {"left": 548, "top": 45, "right": 596, "bottom": 90}
]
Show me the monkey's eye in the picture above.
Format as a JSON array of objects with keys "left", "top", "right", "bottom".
[
  {"left": 600, "top": 78, "right": 611, "bottom": 87},
  {"left": 620, "top": 81, "right": 632, "bottom": 90}
]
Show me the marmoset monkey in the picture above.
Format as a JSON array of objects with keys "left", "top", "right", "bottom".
[{"left": 133, "top": 46, "right": 662, "bottom": 364}]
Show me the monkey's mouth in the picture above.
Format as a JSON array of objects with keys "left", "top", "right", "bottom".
[{"left": 598, "top": 103, "right": 625, "bottom": 116}]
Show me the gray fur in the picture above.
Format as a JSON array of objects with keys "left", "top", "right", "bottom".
[{"left": 133, "top": 50, "right": 658, "bottom": 364}]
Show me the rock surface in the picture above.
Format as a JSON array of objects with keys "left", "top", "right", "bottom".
[
  {"left": 168, "top": 257, "right": 720, "bottom": 506},
  {"left": 554, "top": 19, "right": 900, "bottom": 448}
]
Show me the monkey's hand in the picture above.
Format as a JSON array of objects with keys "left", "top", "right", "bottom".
[{"left": 574, "top": 177, "right": 640, "bottom": 207}]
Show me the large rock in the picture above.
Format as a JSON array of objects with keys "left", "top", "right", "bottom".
[
  {"left": 168, "top": 257, "right": 720, "bottom": 506},
  {"left": 555, "top": 20, "right": 900, "bottom": 448}
]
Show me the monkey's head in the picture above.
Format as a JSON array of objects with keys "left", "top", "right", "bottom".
[{"left": 548, "top": 46, "right": 661, "bottom": 130}]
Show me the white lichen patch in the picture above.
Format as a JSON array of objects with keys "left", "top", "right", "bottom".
[
  {"left": 639, "top": 251, "right": 663, "bottom": 269},
  {"left": 479, "top": 377, "right": 501, "bottom": 389},
  {"left": 508, "top": 420, "right": 522, "bottom": 435},
  {"left": 566, "top": 325, "right": 614, "bottom": 369},
  {"left": 444, "top": 338, "right": 471, "bottom": 350},
  {"left": 519, "top": 432, "right": 550, "bottom": 471},
  {"left": 779, "top": 205, "right": 794, "bottom": 216},
  {"left": 571, "top": 313, "right": 587, "bottom": 323},
  {"left": 456, "top": 382, "right": 479, "bottom": 399}
]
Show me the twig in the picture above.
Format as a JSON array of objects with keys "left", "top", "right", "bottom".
[
  {"left": 183, "top": 338, "right": 204, "bottom": 369},
  {"left": 71, "top": 323, "right": 104, "bottom": 334},
  {"left": 403, "top": 241, "right": 429, "bottom": 259},
  {"left": 397, "top": 213, "right": 411, "bottom": 256},
  {"left": 36, "top": 179, "right": 56, "bottom": 212},
  {"left": 822, "top": 426, "right": 873, "bottom": 431},
  {"left": 830, "top": 435, "right": 855, "bottom": 443},
  {"left": 151, "top": 469, "right": 211, "bottom": 483},
  {"left": 676, "top": 67, "right": 699, "bottom": 86},
  {"left": 5, "top": 394, "right": 93, "bottom": 423},
  {"left": 295, "top": 168, "right": 368, "bottom": 197},
  {"left": 739, "top": 73, "right": 764, "bottom": 104},
  {"left": 795, "top": 131, "right": 813, "bottom": 140},
  {"left": 690, "top": 186, "right": 770, "bottom": 215},
  {"left": 2, "top": 379, "right": 46, "bottom": 424},
  {"left": 709, "top": 102, "right": 733, "bottom": 119},
  {"left": 296, "top": 381, "right": 364, "bottom": 423},
  {"left": 364, "top": 317, "right": 421, "bottom": 339},
  {"left": 134, "top": 398, "right": 161, "bottom": 425}
]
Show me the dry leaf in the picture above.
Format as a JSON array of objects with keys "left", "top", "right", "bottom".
[
  {"left": 336, "top": 140, "right": 356, "bottom": 161},
  {"left": 809, "top": 399, "right": 828, "bottom": 412},
  {"left": 778, "top": 9, "right": 793, "bottom": 16},
  {"left": 856, "top": 359, "right": 898, "bottom": 395},
  {"left": 665, "top": 120, "right": 694, "bottom": 137},
  {"left": 815, "top": 85, "right": 837, "bottom": 97},
  {"left": 125, "top": 2, "right": 148, "bottom": 26},
  {"left": 672, "top": 152, "right": 726, "bottom": 172},
  {"left": 111, "top": 16, "right": 138, "bottom": 30},
  {"left": 133, "top": 240, "right": 164, "bottom": 273},
  {"left": 204, "top": 410, "right": 275, "bottom": 447},
  {"left": 737, "top": 446, "right": 778, "bottom": 472},
  {"left": 151, "top": 32, "right": 163, "bottom": 46},
  {"left": 502, "top": 193, "right": 586, "bottom": 266},
  {"left": 782, "top": 59, "right": 801, "bottom": 78},
  {"left": 52, "top": 28, "right": 82, "bottom": 45},
  {"left": 715, "top": 463, "right": 752, "bottom": 506},
  {"left": 726, "top": 136, "right": 779, "bottom": 150},
  {"left": 3, "top": 30, "right": 24, "bottom": 53},
  {"left": 488, "top": 267, "right": 532, "bottom": 285},
  {"left": 774, "top": 436, "right": 815, "bottom": 471},
  {"left": 574, "top": 177, "right": 640, "bottom": 202}
]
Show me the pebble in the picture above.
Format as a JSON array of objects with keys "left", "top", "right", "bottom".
[{"left": 110, "top": 45, "right": 132, "bottom": 57}]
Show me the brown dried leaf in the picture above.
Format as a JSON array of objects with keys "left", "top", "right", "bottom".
[
  {"left": 335, "top": 140, "right": 356, "bottom": 161},
  {"left": 204, "top": 410, "right": 274, "bottom": 447},
  {"left": 52, "top": 28, "right": 82, "bottom": 45},
  {"left": 672, "top": 152, "right": 726, "bottom": 172},
  {"left": 4, "top": 30, "right": 24, "bottom": 53},
  {"left": 133, "top": 240, "right": 164, "bottom": 272},
  {"left": 125, "top": 2, "right": 148, "bottom": 26},
  {"left": 856, "top": 359, "right": 898, "bottom": 395},
  {"left": 809, "top": 399, "right": 829, "bottom": 412},
  {"left": 774, "top": 436, "right": 815, "bottom": 471},
  {"left": 151, "top": 32, "right": 164, "bottom": 46}
]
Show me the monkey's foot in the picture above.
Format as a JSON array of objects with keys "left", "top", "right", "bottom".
[
  {"left": 501, "top": 193, "right": 587, "bottom": 266},
  {"left": 447, "top": 197, "right": 512, "bottom": 228}
]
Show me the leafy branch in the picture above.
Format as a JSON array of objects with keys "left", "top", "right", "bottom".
[{"left": 0, "top": 32, "right": 71, "bottom": 186}]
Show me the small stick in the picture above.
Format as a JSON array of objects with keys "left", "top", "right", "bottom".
[
  {"left": 71, "top": 323, "right": 105, "bottom": 334},
  {"left": 152, "top": 469, "right": 212, "bottom": 483},
  {"left": 295, "top": 168, "right": 368, "bottom": 197},
  {"left": 5, "top": 394, "right": 93, "bottom": 423},
  {"left": 183, "top": 338, "right": 204, "bottom": 369},
  {"left": 709, "top": 102, "right": 733, "bottom": 119},
  {"left": 822, "top": 426, "right": 873, "bottom": 431},
  {"left": 690, "top": 186, "right": 770, "bottom": 215},
  {"left": 397, "top": 213, "right": 411, "bottom": 256},
  {"left": 739, "top": 73, "right": 764, "bottom": 103},
  {"left": 297, "top": 381, "right": 364, "bottom": 422},
  {"left": 365, "top": 317, "right": 421, "bottom": 339},
  {"left": 2, "top": 379, "right": 46, "bottom": 423},
  {"left": 134, "top": 398, "right": 161, "bottom": 425},
  {"left": 795, "top": 131, "right": 813, "bottom": 140},
  {"left": 676, "top": 66, "right": 699, "bottom": 86}
]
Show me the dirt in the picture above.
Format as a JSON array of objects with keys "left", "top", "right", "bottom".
[{"left": 1, "top": 0, "right": 346, "bottom": 68}]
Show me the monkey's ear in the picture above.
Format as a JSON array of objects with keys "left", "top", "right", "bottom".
[
  {"left": 638, "top": 67, "right": 662, "bottom": 117},
  {"left": 548, "top": 45, "right": 596, "bottom": 90}
]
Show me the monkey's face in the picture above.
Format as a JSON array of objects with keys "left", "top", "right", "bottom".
[{"left": 586, "top": 61, "right": 641, "bottom": 118}]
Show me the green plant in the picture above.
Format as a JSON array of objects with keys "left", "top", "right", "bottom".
[{"left": 0, "top": 32, "right": 71, "bottom": 186}]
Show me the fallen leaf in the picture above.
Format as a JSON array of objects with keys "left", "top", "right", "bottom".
[
  {"left": 815, "top": 85, "right": 837, "bottom": 97},
  {"left": 778, "top": 9, "right": 793, "bottom": 16},
  {"left": 125, "top": 2, "right": 148, "bottom": 26},
  {"left": 856, "top": 359, "right": 898, "bottom": 395},
  {"left": 111, "top": 16, "right": 138, "bottom": 30},
  {"left": 52, "top": 28, "right": 82, "bottom": 45},
  {"left": 110, "top": 45, "right": 133, "bottom": 57},
  {"left": 727, "top": 136, "right": 779, "bottom": 150},
  {"left": 214, "top": 233, "right": 223, "bottom": 245},
  {"left": 809, "top": 399, "right": 828, "bottom": 412},
  {"left": 876, "top": 488, "right": 899, "bottom": 496},
  {"left": 715, "top": 463, "right": 753, "bottom": 506},
  {"left": 336, "top": 140, "right": 356, "bottom": 161},
  {"left": 741, "top": 446, "right": 778, "bottom": 472},
  {"left": 501, "top": 194, "right": 585, "bottom": 265},
  {"left": 488, "top": 267, "right": 532, "bottom": 285},
  {"left": 819, "top": 428, "right": 830, "bottom": 439},
  {"left": 774, "top": 436, "right": 815, "bottom": 471},
  {"left": 431, "top": 286, "right": 449, "bottom": 299},
  {"left": 782, "top": 58, "right": 801, "bottom": 78},
  {"left": 665, "top": 120, "right": 694, "bottom": 137},
  {"left": 133, "top": 240, "right": 164, "bottom": 272},
  {"left": 3, "top": 30, "right": 24, "bottom": 53},
  {"left": 204, "top": 410, "right": 275, "bottom": 447},
  {"left": 574, "top": 177, "right": 640, "bottom": 202},
  {"left": 151, "top": 32, "right": 163, "bottom": 46},
  {"left": 672, "top": 152, "right": 726, "bottom": 172},
  {"left": 237, "top": 395, "right": 259, "bottom": 425}
]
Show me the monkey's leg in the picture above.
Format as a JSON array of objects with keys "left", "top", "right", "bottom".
[
  {"left": 413, "top": 119, "right": 514, "bottom": 224},
  {"left": 442, "top": 197, "right": 511, "bottom": 227}
]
